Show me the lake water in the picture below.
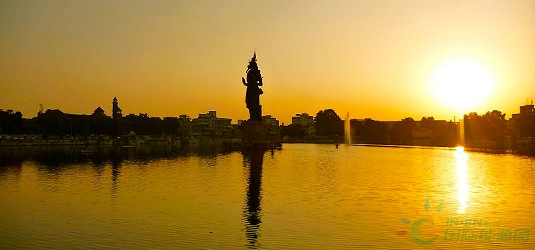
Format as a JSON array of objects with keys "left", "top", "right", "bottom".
[{"left": 1, "top": 144, "right": 534, "bottom": 249}]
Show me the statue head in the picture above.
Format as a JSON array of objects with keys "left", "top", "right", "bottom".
[{"left": 246, "top": 52, "right": 262, "bottom": 86}]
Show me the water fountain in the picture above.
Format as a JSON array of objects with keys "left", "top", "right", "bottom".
[
  {"left": 459, "top": 116, "right": 465, "bottom": 147},
  {"left": 344, "top": 112, "right": 352, "bottom": 145}
]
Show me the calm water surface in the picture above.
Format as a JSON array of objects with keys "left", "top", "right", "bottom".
[{"left": 1, "top": 144, "right": 534, "bottom": 249}]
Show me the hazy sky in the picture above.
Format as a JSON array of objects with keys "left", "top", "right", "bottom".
[{"left": 1, "top": 0, "right": 534, "bottom": 123}]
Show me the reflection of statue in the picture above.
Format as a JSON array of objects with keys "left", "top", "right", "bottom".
[
  {"left": 242, "top": 52, "right": 264, "bottom": 121},
  {"left": 242, "top": 149, "right": 264, "bottom": 247}
]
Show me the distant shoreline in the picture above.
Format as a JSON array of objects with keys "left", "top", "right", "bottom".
[{"left": 1, "top": 136, "right": 533, "bottom": 156}]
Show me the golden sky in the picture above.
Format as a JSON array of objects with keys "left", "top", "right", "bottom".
[{"left": 1, "top": 0, "right": 534, "bottom": 123}]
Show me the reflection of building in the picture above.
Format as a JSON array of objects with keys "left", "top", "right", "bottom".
[
  {"left": 112, "top": 97, "right": 122, "bottom": 119},
  {"left": 291, "top": 113, "right": 315, "bottom": 136},
  {"left": 191, "top": 111, "right": 232, "bottom": 138}
]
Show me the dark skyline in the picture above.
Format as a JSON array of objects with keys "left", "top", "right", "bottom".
[{"left": 1, "top": 1, "right": 534, "bottom": 123}]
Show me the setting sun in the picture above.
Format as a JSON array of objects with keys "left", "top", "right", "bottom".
[{"left": 431, "top": 58, "right": 495, "bottom": 111}]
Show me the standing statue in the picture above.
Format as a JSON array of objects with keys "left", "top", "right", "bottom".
[{"left": 242, "top": 52, "right": 264, "bottom": 121}]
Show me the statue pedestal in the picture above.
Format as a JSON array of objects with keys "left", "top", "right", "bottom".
[{"left": 241, "top": 121, "right": 265, "bottom": 149}]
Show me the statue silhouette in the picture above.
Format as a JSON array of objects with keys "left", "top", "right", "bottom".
[{"left": 242, "top": 52, "right": 263, "bottom": 122}]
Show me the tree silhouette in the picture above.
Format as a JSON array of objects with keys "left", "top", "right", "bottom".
[
  {"left": 0, "top": 110, "right": 24, "bottom": 134},
  {"left": 314, "top": 109, "right": 343, "bottom": 137},
  {"left": 464, "top": 110, "right": 507, "bottom": 149}
]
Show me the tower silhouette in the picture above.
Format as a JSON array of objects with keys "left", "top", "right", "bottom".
[{"left": 112, "top": 97, "right": 122, "bottom": 119}]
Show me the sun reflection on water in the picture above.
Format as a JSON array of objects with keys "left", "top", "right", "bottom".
[{"left": 454, "top": 146, "right": 469, "bottom": 214}]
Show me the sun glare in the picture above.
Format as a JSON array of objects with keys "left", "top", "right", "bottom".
[{"left": 431, "top": 58, "right": 495, "bottom": 111}]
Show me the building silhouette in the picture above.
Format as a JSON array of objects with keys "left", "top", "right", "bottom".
[
  {"left": 262, "top": 115, "right": 280, "bottom": 142},
  {"left": 519, "top": 103, "right": 534, "bottom": 114},
  {"left": 112, "top": 97, "right": 122, "bottom": 119},
  {"left": 291, "top": 113, "right": 315, "bottom": 136},
  {"left": 93, "top": 106, "right": 105, "bottom": 116},
  {"left": 191, "top": 111, "right": 232, "bottom": 138},
  {"left": 511, "top": 101, "right": 535, "bottom": 139}
]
